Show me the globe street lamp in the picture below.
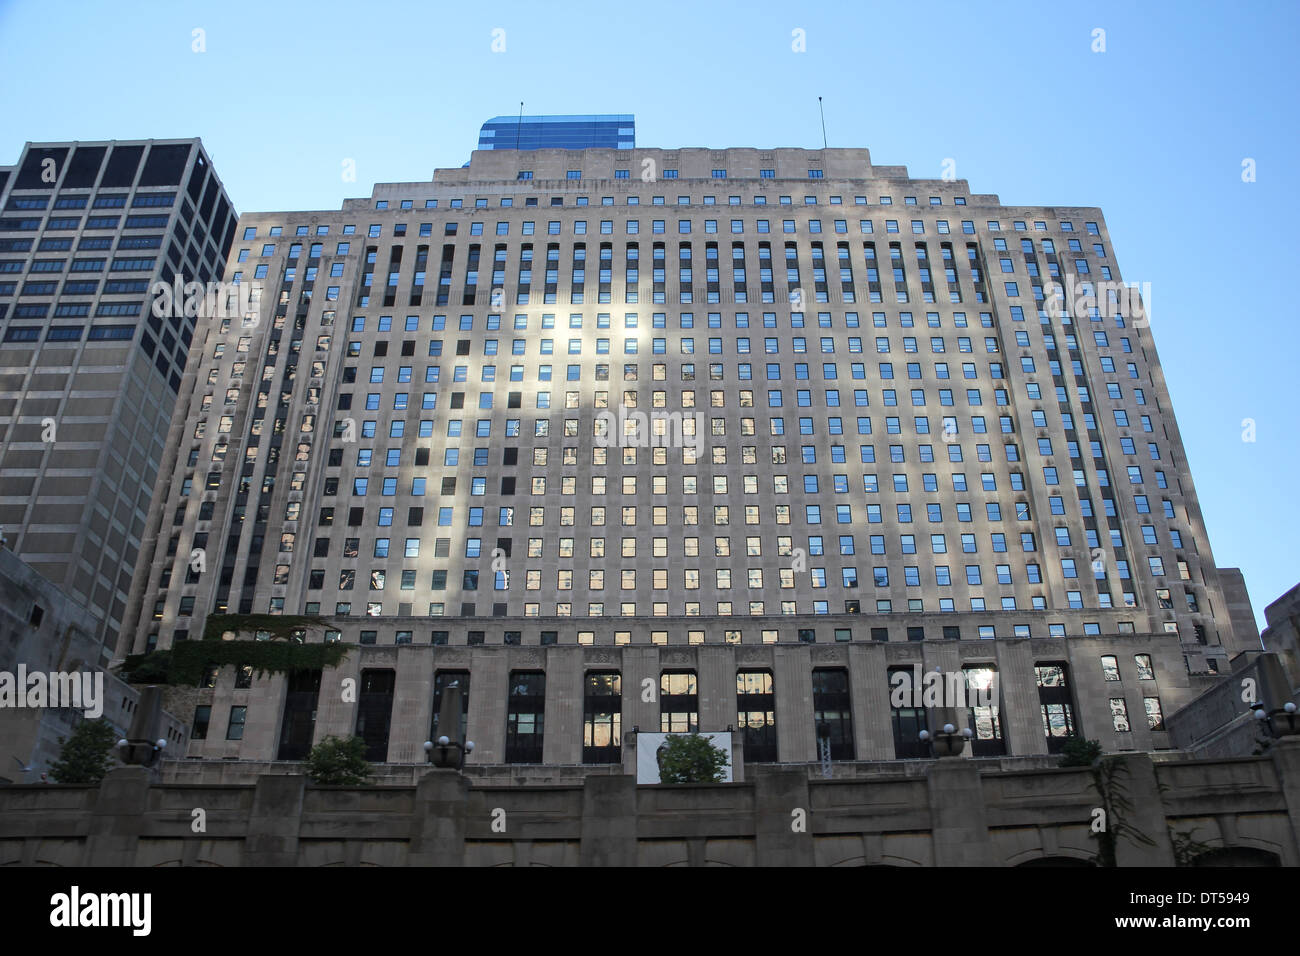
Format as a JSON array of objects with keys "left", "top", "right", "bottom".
[
  {"left": 919, "top": 707, "right": 974, "bottom": 758},
  {"left": 117, "top": 737, "right": 167, "bottom": 767},
  {"left": 1251, "top": 700, "right": 1300, "bottom": 740},
  {"left": 116, "top": 686, "right": 167, "bottom": 767},
  {"left": 423, "top": 736, "right": 474, "bottom": 770}
]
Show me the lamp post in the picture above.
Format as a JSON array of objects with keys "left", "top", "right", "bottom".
[
  {"left": 1251, "top": 700, "right": 1300, "bottom": 740},
  {"left": 117, "top": 737, "right": 167, "bottom": 767},
  {"left": 919, "top": 706, "right": 973, "bottom": 758},
  {"left": 116, "top": 685, "right": 167, "bottom": 768},
  {"left": 422, "top": 736, "right": 474, "bottom": 770},
  {"left": 423, "top": 680, "right": 474, "bottom": 770}
]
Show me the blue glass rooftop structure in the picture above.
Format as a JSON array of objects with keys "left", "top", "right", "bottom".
[{"left": 477, "top": 114, "right": 635, "bottom": 151}]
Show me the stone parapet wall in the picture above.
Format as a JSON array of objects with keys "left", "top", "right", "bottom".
[{"left": 3, "top": 741, "right": 1299, "bottom": 866}]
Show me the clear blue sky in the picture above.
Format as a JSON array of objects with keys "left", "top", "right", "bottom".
[{"left": 1, "top": 0, "right": 1296, "bottom": 631}]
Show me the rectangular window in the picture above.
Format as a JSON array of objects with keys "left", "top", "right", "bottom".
[
  {"left": 1110, "top": 697, "right": 1131, "bottom": 732},
  {"left": 505, "top": 671, "right": 546, "bottom": 762},
  {"left": 812, "top": 668, "right": 853, "bottom": 759},
  {"left": 1035, "top": 663, "right": 1077, "bottom": 753},
  {"left": 355, "top": 669, "right": 397, "bottom": 761},
  {"left": 582, "top": 671, "right": 622, "bottom": 763},
  {"left": 1134, "top": 654, "right": 1155, "bottom": 681},
  {"left": 1144, "top": 697, "right": 1164, "bottom": 731},
  {"left": 226, "top": 705, "right": 248, "bottom": 740},
  {"left": 1101, "top": 655, "right": 1121, "bottom": 681},
  {"left": 660, "top": 671, "right": 698, "bottom": 733},
  {"left": 736, "top": 670, "right": 777, "bottom": 762},
  {"left": 964, "top": 666, "right": 1004, "bottom": 757},
  {"left": 889, "top": 667, "right": 928, "bottom": 758},
  {"left": 191, "top": 705, "right": 211, "bottom": 740}
]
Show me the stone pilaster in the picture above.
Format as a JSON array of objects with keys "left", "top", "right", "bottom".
[
  {"left": 579, "top": 774, "right": 637, "bottom": 865},
  {"left": 925, "top": 759, "right": 994, "bottom": 865},
  {"left": 83, "top": 766, "right": 151, "bottom": 866},
  {"left": 407, "top": 769, "right": 469, "bottom": 865},
  {"left": 244, "top": 773, "right": 305, "bottom": 865},
  {"left": 753, "top": 768, "right": 814, "bottom": 866}
]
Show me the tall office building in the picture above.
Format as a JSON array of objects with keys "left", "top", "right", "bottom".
[
  {"left": 0, "top": 139, "right": 237, "bottom": 661},
  {"left": 477, "top": 115, "right": 635, "bottom": 152},
  {"left": 120, "top": 138, "right": 1253, "bottom": 773}
]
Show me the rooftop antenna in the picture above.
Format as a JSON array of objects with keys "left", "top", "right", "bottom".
[
  {"left": 818, "top": 96, "right": 827, "bottom": 149},
  {"left": 516, "top": 101, "right": 524, "bottom": 150}
]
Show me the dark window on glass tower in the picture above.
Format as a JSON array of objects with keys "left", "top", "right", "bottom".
[
  {"left": 101, "top": 144, "right": 145, "bottom": 188},
  {"left": 505, "top": 671, "right": 545, "bottom": 763},
  {"left": 16, "top": 146, "right": 70, "bottom": 188},
  {"left": 736, "top": 670, "right": 777, "bottom": 762},
  {"left": 812, "top": 667, "right": 854, "bottom": 759},
  {"left": 889, "top": 666, "right": 929, "bottom": 758},
  {"left": 660, "top": 671, "right": 698, "bottom": 733},
  {"left": 1035, "top": 661, "right": 1077, "bottom": 753},
  {"left": 582, "top": 671, "right": 622, "bottom": 763}
]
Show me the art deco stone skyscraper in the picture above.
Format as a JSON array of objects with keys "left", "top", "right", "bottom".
[{"left": 118, "top": 140, "right": 1253, "bottom": 770}]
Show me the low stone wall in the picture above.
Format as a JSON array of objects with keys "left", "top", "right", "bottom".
[
  {"left": 153, "top": 751, "right": 1184, "bottom": 787},
  {"left": 3, "top": 742, "right": 1299, "bottom": 866},
  {"left": 1167, "top": 652, "right": 1300, "bottom": 758}
]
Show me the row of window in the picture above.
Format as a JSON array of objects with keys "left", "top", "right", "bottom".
[
  {"left": 4, "top": 191, "right": 174, "bottom": 211},
  {"left": 1, "top": 323, "right": 135, "bottom": 341},
  {"left": 247, "top": 238, "right": 1102, "bottom": 284},
  {"left": 0, "top": 257, "right": 157, "bottom": 287},
  {"left": 265, "top": 594, "right": 1131, "bottom": 618},
  {"left": 324, "top": 355, "right": 1132, "bottom": 387},
  {"left": 0, "top": 232, "right": 163, "bottom": 262},
  {"left": 0, "top": 215, "right": 170, "bottom": 232},
  {"left": 340, "top": 307, "right": 1114, "bottom": 332},
  {"left": 272, "top": 215, "right": 1106, "bottom": 243},
  {"left": 362, "top": 193, "right": 980, "bottom": 211},
  {"left": 191, "top": 658, "right": 1159, "bottom": 765},
  {"left": 345, "top": 337, "right": 1021, "bottom": 359},
  {"left": 235, "top": 274, "right": 1125, "bottom": 313},
  {"left": 343, "top": 194, "right": 1103, "bottom": 226},
  {"left": 312, "top": 564, "right": 1048, "bottom": 590},
  {"left": 187, "top": 620, "right": 1140, "bottom": 649}
]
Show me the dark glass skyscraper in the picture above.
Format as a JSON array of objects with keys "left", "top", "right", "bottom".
[
  {"left": 477, "top": 114, "right": 634, "bottom": 151},
  {"left": 0, "top": 138, "right": 237, "bottom": 659}
]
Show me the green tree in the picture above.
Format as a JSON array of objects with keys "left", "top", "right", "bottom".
[
  {"left": 656, "top": 732, "right": 730, "bottom": 784},
  {"left": 304, "top": 735, "right": 371, "bottom": 785},
  {"left": 48, "top": 718, "right": 119, "bottom": 784},
  {"left": 1057, "top": 736, "right": 1103, "bottom": 768}
]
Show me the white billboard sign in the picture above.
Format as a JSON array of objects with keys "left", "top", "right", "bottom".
[{"left": 636, "top": 732, "right": 733, "bottom": 784}]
